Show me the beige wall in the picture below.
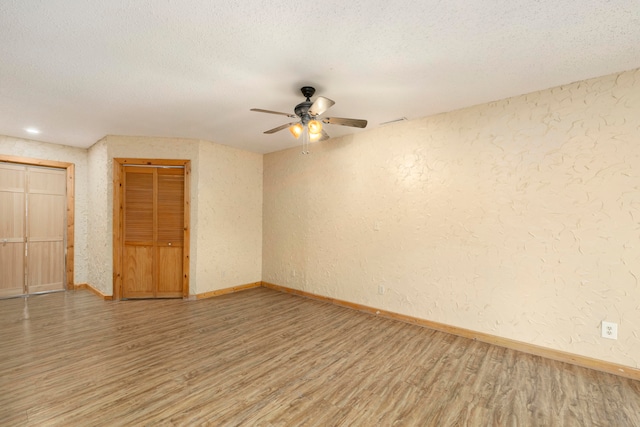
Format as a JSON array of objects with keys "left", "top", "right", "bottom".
[
  {"left": 196, "top": 141, "right": 263, "bottom": 291},
  {"left": 0, "top": 135, "right": 89, "bottom": 285},
  {"left": 1, "top": 134, "right": 262, "bottom": 297},
  {"left": 86, "top": 135, "right": 200, "bottom": 295},
  {"left": 86, "top": 138, "right": 110, "bottom": 293},
  {"left": 263, "top": 68, "right": 640, "bottom": 369},
  {"left": 86, "top": 135, "right": 263, "bottom": 296},
  {"left": 3, "top": 68, "right": 638, "bottom": 370}
]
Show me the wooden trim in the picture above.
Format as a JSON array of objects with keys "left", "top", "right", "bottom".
[
  {"left": 0, "top": 155, "right": 75, "bottom": 291},
  {"left": 152, "top": 168, "right": 158, "bottom": 298},
  {"left": 182, "top": 162, "right": 191, "bottom": 298},
  {"left": 261, "top": 281, "right": 640, "bottom": 382},
  {"left": 196, "top": 282, "right": 262, "bottom": 300},
  {"left": 115, "top": 158, "right": 189, "bottom": 167},
  {"left": 75, "top": 283, "right": 113, "bottom": 300},
  {"left": 65, "top": 163, "right": 75, "bottom": 290},
  {"left": 112, "top": 158, "right": 191, "bottom": 300},
  {"left": 0, "top": 155, "right": 74, "bottom": 169},
  {"left": 112, "top": 160, "right": 124, "bottom": 300}
]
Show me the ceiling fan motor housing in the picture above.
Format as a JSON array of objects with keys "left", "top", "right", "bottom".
[
  {"left": 295, "top": 86, "right": 317, "bottom": 124},
  {"left": 294, "top": 101, "right": 313, "bottom": 124}
]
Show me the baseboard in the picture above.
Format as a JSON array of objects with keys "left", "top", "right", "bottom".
[
  {"left": 75, "top": 282, "right": 260, "bottom": 301},
  {"left": 261, "top": 281, "right": 640, "bottom": 382},
  {"left": 75, "top": 283, "right": 113, "bottom": 301},
  {"left": 196, "top": 282, "right": 262, "bottom": 299}
]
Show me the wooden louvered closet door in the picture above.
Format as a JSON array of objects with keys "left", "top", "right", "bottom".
[{"left": 122, "top": 166, "right": 184, "bottom": 298}]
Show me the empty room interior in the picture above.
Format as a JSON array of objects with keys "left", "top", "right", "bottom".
[{"left": 1, "top": 1, "right": 640, "bottom": 425}]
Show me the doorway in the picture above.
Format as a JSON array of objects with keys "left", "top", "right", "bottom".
[
  {"left": 113, "top": 158, "right": 190, "bottom": 299},
  {"left": 0, "top": 160, "right": 72, "bottom": 298}
]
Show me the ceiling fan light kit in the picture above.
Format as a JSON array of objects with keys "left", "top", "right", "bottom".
[
  {"left": 289, "top": 123, "right": 304, "bottom": 139},
  {"left": 307, "top": 119, "right": 322, "bottom": 135},
  {"left": 251, "top": 86, "right": 367, "bottom": 153}
]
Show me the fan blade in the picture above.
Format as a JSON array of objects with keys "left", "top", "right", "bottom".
[
  {"left": 310, "top": 129, "right": 329, "bottom": 142},
  {"left": 322, "top": 117, "right": 368, "bottom": 128},
  {"left": 251, "top": 108, "right": 296, "bottom": 118},
  {"left": 308, "top": 96, "right": 335, "bottom": 116},
  {"left": 264, "top": 122, "right": 298, "bottom": 134}
]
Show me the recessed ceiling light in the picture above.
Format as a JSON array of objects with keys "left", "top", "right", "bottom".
[{"left": 24, "top": 127, "right": 41, "bottom": 134}]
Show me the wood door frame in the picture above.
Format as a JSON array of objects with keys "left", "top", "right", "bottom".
[
  {"left": 0, "top": 155, "right": 75, "bottom": 291},
  {"left": 113, "top": 158, "right": 191, "bottom": 300}
]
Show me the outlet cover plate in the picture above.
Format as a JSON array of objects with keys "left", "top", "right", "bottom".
[{"left": 601, "top": 321, "right": 618, "bottom": 340}]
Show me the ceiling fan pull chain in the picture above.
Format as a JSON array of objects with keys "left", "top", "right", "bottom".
[{"left": 302, "top": 124, "right": 309, "bottom": 154}]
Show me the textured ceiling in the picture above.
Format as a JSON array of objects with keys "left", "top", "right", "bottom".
[{"left": 1, "top": 0, "right": 640, "bottom": 154}]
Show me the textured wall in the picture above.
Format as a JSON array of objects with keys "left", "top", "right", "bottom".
[
  {"left": 86, "top": 139, "right": 110, "bottom": 294},
  {"left": 0, "top": 135, "right": 89, "bottom": 284},
  {"left": 195, "top": 141, "right": 263, "bottom": 292},
  {"left": 1, "top": 134, "right": 262, "bottom": 297},
  {"left": 87, "top": 135, "right": 199, "bottom": 295},
  {"left": 263, "top": 68, "right": 640, "bottom": 368},
  {"left": 86, "top": 135, "right": 261, "bottom": 296}
]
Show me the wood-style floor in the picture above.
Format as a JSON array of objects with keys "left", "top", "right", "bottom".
[{"left": 1, "top": 288, "right": 639, "bottom": 426}]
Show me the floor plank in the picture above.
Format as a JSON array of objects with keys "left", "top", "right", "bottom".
[{"left": 1, "top": 288, "right": 639, "bottom": 426}]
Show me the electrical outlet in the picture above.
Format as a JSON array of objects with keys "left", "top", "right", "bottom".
[
  {"left": 601, "top": 321, "right": 618, "bottom": 340},
  {"left": 378, "top": 285, "right": 385, "bottom": 295}
]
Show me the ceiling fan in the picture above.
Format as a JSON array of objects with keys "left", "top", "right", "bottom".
[{"left": 251, "top": 86, "right": 367, "bottom": 152}]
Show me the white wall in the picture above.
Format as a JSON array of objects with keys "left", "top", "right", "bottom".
[
  {"left": 0, "top": 135, "right": 89, "bottom": 285},
  {"left": 263, "top": 68, "right": 640, "bottom": 369}
]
